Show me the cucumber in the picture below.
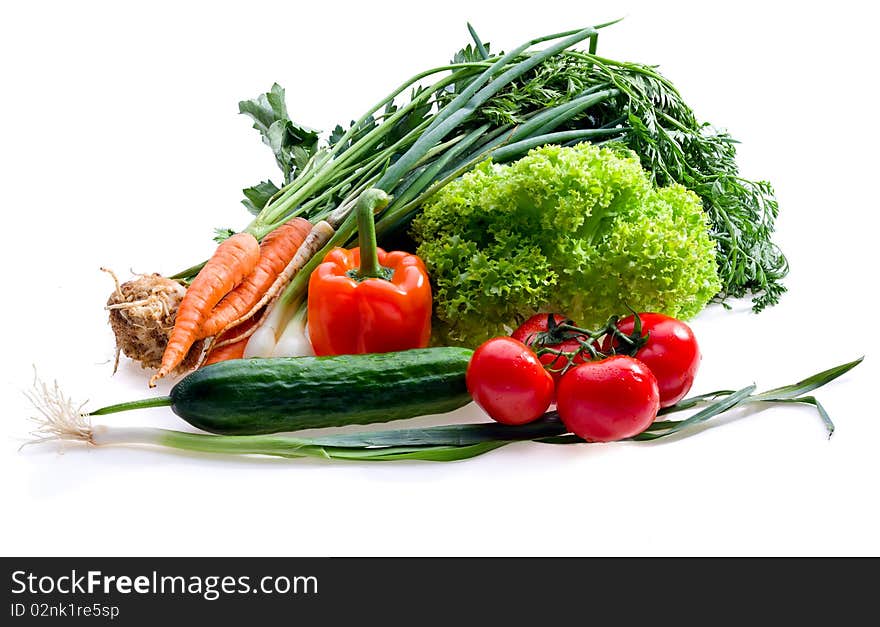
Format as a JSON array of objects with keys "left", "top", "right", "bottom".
[{"left": 166, "top": 347, "right": 474, "bottom": 435}]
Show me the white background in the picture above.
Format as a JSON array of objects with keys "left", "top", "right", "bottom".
[{"left": 1, "top": 0, "right": 877, "bottom": 556}]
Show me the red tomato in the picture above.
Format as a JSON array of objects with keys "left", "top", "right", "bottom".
[
  {"left": 511, "top": 314, "right": 588, "bottom": 387},
  {"left": 466, "top": 337, "right": 554, "bottom": 425},
  {"left": 511, "top": 313, "right": 570, "bottom": 345},
  {"left": 609, "top": 313, "right": 700, "bottom": 408},
  {"left": 556, "top": 356, "right": 660, "bottom": 442}
]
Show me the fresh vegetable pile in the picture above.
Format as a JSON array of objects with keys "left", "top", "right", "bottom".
[{"left": 26, "top": 21, "right": 862, "bottom": 462}]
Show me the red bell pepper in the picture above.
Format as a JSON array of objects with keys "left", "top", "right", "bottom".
[{"left": 308, "top": 189, "right": 432, "bottom": 355}]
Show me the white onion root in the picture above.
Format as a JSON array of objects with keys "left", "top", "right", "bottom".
[{"left": 23, "top": 371, "right": 94, "bottom": 448}]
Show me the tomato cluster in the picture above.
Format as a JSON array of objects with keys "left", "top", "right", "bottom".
[{"left": 466, "top": 312, "right": 701, "bottom": 442}]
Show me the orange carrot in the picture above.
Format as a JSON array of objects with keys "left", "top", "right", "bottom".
[
  {"left": 206, "top": 220, "right": 337, "bottom": 353},
  {"left": 149, "top": 232, "right": 260, "bottom": 387},
  {"left": 198, "top": 217, "right": 312, "bottom": 340},
  {"left": 202, "top": 340, "right": 247, "bottom": 366},
  {"left": 201, "top": 315, "right": 259, "bottom": 366}
]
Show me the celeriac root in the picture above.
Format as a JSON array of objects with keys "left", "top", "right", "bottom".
[
  {"left": 102, "top": 267, "right": 181, "bottom": 319},
  {"left": 102, "top": 268, "right": 203, "bottom": 375}
]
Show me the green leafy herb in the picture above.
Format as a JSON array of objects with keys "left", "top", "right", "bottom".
[
  {"left": 449, "top": 51, "right": 788, "bottom": 310},
  {"left": 241, "top": 180, "right": 281, "bottom": 215},
  {"left": 212, "top": 227, "right": 235, "bottom": 244},
  {"left": 238, "top": 83, "right": 320, "bottom": 184},
  {"left": 412, "top": 143, "right": 721, "bottom": 345}
]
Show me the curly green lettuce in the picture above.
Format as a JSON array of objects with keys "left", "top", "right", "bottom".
[{"left": 411, "top": 143, "right": 721, "bottom": 346}]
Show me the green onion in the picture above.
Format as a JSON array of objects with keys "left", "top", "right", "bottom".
[{"left": 26, "top": 358, "right": 862, "bottom": 462}]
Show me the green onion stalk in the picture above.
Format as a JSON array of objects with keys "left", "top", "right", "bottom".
[{"left": 26, "top": 359, "right": 862, "bottom": 462}]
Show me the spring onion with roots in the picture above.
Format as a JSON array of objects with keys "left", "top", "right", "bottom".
[
  {"left": 167, "top": 19, "right": 786, "bottom": 358},
  {"left": 25, "top": 358, "right": 861, "bottom": 462}
]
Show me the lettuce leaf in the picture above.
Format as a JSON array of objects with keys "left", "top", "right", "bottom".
[{"left": 411, "top": 143, "right": 721, "bottom": 346}]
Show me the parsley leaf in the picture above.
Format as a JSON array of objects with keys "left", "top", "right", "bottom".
[
  {"left": 213, "top": 227, "right": 236, "bottom": 243},
  {"left": 241, "top": 180, "right": 281, "bottom": 216},
  {"left": 239, "top": 83, "right": 320, "bottom": 184}
]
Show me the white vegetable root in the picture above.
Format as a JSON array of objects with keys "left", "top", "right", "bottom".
[
  {"left": 23, "top": 372, "right": 93, "bottom": 447},
  {"left": 23, "top": 372, "right": 165, "bottom": 450},
  {"left": 270, "top": 310, "right": 315, "bottom": 358}
]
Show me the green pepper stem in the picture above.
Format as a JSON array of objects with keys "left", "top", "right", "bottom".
[{"left": 356, "top": 188, "right": 392, "bottom": 278}]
